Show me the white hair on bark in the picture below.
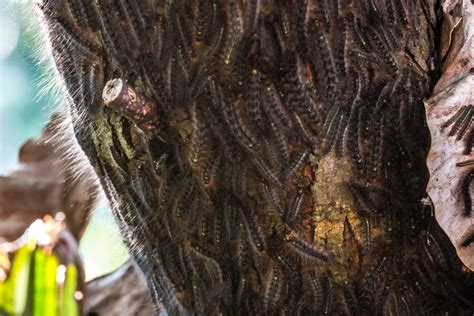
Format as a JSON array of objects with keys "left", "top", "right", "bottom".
[{"left": 10, "top": 0, "right": 104, "bottom": 218}]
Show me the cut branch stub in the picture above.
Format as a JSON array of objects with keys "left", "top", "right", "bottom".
[{"left": 103, "top": 79, "right": 159, "bottom": 131}]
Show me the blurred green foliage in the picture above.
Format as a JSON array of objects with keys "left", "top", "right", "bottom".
[
  {"left": 0, "top": 242, "right": 79, "bottom": 316},
  {"left": 0, "top": 243, "right": 33, "bottom": 314}
]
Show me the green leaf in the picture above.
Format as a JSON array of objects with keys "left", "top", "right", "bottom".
[
  {"left": 61, "top": 264, "right": 79, "bottom": 316},
  {"left": 32, "top": 248, "right": 59, "bottom": 316},
  {"left": 0, "top": 241, "right": 35, "bottom": 315}
]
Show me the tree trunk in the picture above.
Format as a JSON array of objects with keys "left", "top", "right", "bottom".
[
  {"left": 425, "top": 0, "right": 474, "bottom": 271},
  {"left": 37, "top": 0, "right": 473, "bottom": 314}
]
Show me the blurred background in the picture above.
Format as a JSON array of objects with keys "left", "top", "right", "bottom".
[{"left": 0, "top": 1, "right": 129, "bottom": 281}]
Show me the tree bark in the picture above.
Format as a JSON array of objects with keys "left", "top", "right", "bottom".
[
  {"left": 425, "top": 0, "right": 474, "bottom": 271},
  {"left": 36, "top": 0, "right": 474, "bottom": 314}
]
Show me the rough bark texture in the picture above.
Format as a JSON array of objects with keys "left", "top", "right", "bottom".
[
  {"left": 425, "top": 0, "right": 474, "bottom": 271},
  {"left": 37, "top": 0, "right": 474, "bottom": 314}
]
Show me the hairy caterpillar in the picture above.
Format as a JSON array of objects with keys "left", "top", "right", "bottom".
[{"left": 32, "top": 0, "right": 474, "bottom": 314}]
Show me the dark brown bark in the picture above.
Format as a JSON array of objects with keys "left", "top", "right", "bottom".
[{"left": 37, "top": 0, "right": 474, "bottom": 314}]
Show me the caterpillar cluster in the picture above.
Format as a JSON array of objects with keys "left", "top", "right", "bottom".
[
  {"left": 442, "top": 105, "right": 474, "bottom": 155},
  {"left": 37, "top": 0, "right": 474, "bottom": 314},
  {"left": 443, "top": 105, "right": 474, "bottom": 216}
]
